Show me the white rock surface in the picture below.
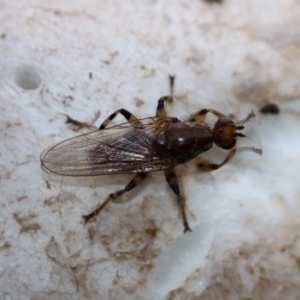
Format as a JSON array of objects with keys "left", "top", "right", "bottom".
[{"left": 1, "top": 1, "right": 300, "bottom": 299}]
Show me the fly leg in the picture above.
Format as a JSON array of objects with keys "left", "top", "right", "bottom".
[
  {"left": 156, "top": 75, "right": 176, "bottom": 117},
  {"left": 99, "top": 75, "right": 177, "bottom": 128},
  {"left": 99, "top": 108, "right": 140, "bottom": 129},
  {"left": 65, "top": 108, "right": 139, "bottom": 131},
  {"left": 83, "top": 109, "right": 144, "bottom": 222},
  {"left": 164, "top": 168, "right": 191, "bottom": 233},
  {"left": 190, "top": 108, "right": 227, "bottom": 122},
  {"left": 156, "top": 96, "right": 173, "bottom": 117},
  {"left": 195, "top": 148, "right": 236, "bottom": 171},
  {"left": 64, "top": 114, "right": 98, "bottom": 130},
  {"left": 83, "top": 172, "right": 147, "bottom": 222}
]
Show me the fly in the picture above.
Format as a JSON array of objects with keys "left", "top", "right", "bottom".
[{"left": 41, "top": 77, "right": 262, "bottom": 233}]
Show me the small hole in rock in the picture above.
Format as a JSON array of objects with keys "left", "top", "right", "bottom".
[{"left": 15, "top": 64, "right": 42, "bottom": 90}]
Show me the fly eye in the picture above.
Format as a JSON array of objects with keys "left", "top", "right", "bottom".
[
  {"left": 216, "top": 117, "right": 234, "bottom": 128},
  {"left": 213, "top": 117, "right": 237, "bottom": 150},
  {"left": 217, "top": 135, "right": 236, "bottom": 149}
]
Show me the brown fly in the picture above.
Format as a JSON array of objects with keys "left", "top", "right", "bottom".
[{"left": 41, "top": 77, "right": 262, "bottom": 233}]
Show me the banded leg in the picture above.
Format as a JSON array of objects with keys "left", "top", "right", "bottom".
[
  {"left": 64, "top": 115, "right": 98, "bottom": 130},
  {"left": 83, "top": 172, "right": 147, "bottom": 222},
  {"left": 156, "top": 96, "right": 173, "bottom": 117},
  {"left": 190, "top": 108, "right": 227, "bottom": 122},
  {"left": 83, "top": 109, "right": 143, "bottom": 222},
  {"left": 156, "top": 75, "right": 176, "bottom": 117},
  {"left": 65, "top": 108, "right": 138, "bottom": 131},
  {"left": 196, "top": 148, "right": 236, "bottom": 171},
  {"left": 99, "top": 108, "right": 139, "bottom": 129},
  {"left": 164, "top": 168, "right": 191, "bottom": 233}
]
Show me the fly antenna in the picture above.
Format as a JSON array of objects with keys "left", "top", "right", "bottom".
[
  {"left": 236, "top": 146, "right": 263, "bottom": 156},
  {"left": 237, "top": 110, "right": 256, "bottom": 126}
]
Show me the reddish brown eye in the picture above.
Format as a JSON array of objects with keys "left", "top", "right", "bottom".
[
  {"left": 217, "top": 135, "right": 236, "bottom": 149},
  {"left": 213, "top": 117, "right": 237, "bottom": 149}
]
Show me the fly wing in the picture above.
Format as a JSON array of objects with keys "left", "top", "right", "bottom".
[{"left": 41, "top": 118, "right": 176, "bottom": 176}]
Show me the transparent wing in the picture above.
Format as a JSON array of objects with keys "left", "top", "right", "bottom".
[{"left": 40, "top": 117, "right": 177, "bottom": 176}]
